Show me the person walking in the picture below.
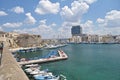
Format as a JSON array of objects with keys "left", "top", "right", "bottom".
[{"left": 0, "top": 42, "right": 4, "bottom": 66}]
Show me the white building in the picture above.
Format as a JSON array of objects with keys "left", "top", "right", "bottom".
[{"left": 71, "top": 36, "right": 82, "bottom": 43}]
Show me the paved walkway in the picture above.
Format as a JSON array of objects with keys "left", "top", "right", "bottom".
[
  {"left": 0, "top": 46, "right": 29, "bottom": 80},
  {"left": 19, "top": 50, "right": 68, "bottom": 65}
]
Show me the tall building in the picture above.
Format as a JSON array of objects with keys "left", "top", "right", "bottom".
[
  {"left": 71, "top": 25, "right": 82, "bottom": 36},
  {"left": 71, "top": 25, "right": 82, "bottom": 43}
]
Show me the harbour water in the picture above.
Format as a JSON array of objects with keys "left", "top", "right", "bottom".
[{"left": 19, "top": 44, "right": 120, "bottom": 80}]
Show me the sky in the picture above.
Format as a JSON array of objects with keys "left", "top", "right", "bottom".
[{"left": 0, "top": 0, "right": 120, "bottom": 39}]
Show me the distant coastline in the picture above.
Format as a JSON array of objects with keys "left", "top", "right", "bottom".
[{"left": 68, "top": 42, "right": 120, "bottom": 44}]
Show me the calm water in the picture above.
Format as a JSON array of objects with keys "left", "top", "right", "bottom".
[{"left": 19, "top": 44, "right": 120, "bottom": 80}]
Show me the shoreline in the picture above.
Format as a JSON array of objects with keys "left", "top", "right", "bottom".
[
  {"left": 68, "top": 42, "right": 120, "bottom": 44},
  {"left": 9, "top": 46, "right": 42, "bottom": 52},
  {"left": 9, "top": 43, "right": 120, "bottom": 52}
]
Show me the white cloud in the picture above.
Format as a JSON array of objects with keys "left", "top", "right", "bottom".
[
  {"left": 50, "top": 23, "right": 56, "bottom": 27},
  {"left": 56, "top": 21, "right": 83, "bottom": 38},
  {"left": 13, "top": 21, "right": 81, "bottom": 38},
  {"left": 14, "top": 20, "right": 56, "bottom": 39},
  {"left": 35, "top": 0, "right": 60, "bottom": 15},
  {"left": 2, "top": 22, "right": 23, "bottom": 28},
  {"left": 0, "top": 11, "right": 8, "bottom": 16},
  {"left": 59, "top": 0, "right": 97, "bottom": 37},
  {"left": 0, "top": 27, "right": 3, "bottom": 31},
  {"left": 97, "top": 10, "right": 120, "bottom": 28},
  {"left": 57, "top": 21, "right": 81, "bottom": 38},
  {"left": 25, "top": 13, "right": 36, "bottom": 24},
  {"left": 105, "top": 10, "right": 120, "bottom": 20},
  {"left": 95, "top": 10, "right": 120, "bottom": 35},
  {"left": 80, "top": 19, "right": 120, "bottom": 35},
  {"left": 60, "top": 1, "right": 89, "bottom": 22},
  {"left": 11, "top": 6, "right": 24, "bottom": 14},
  {"left": 81, "top": 20, "right": 95, "bottom": 34},
  {"left": 33, "top": 20, "right": 56, "bottom": 38},
  {"left": 78, "top": 0, "right": 97, "bottom": 4},
  {"left": 75, "top": 10, "right": 120, "bottom": 35},
  {"left": 58, "top": 23, "right": 72, "bottom": 38},
  {"left": 13, "top": 29, "right": 29, "bottom": 34},
  {"left": 96, "top": 18, "right": 104, "bottom": 23},
  {"left": 39, "top": 19, "right": 46, "bottom": 25},
  {"left": 93, "top": 27, "right": 120, "bottom": 35}
]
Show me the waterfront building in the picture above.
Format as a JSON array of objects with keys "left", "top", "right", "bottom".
[
  {"left": 101, "top": 35, "right": 115, "bottom": 43},
  {"left": 88, "top": 35, "right": 99, "bottom": 43},
  {"left": 0, "top": 31, "right": 7, "bottom": 42},
  {"left": 71, "top": 25, "right": 82, "bottom": 36},
  {"left": 116, "top": 35, "right": 120, "bottom": 43},
  {"left": 98, "top": 36, "right": 103, "bottom": 43},
  {"left": 70, "top": 36, "right": 82, "bottom": 43},
  {"left": 71, "top": 25, "right": 82, "bottom": 43},
  {"left": 0, "top": 31, "right": 22, "bottom": 47},
  {"left": 81, "top": 34, "right": 88, "bottom": 43},
  {"left": 7, "top": 32, "right": 20, "bottom": 39}
]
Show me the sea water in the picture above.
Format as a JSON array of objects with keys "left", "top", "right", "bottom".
[{"left": 19, "top": 44, "right": 120, "bottom": 80}]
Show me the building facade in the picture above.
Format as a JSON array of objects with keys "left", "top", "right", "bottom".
[
  {"left": 71, "top": 25, "right": 82, "bottom": 43},
  {"left": 71, "top": 25, "right": 82, "bottom": 36}
]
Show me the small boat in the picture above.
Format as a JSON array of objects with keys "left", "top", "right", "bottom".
[
  {"left": 56, "top": 44, "right": 67, "bottom": 48},
  {"left": 30, "top": 70, "right": 45, "bottom": 75},
  {"left": 25, "top": 64, "right": 39, "bottom": 67},
  {"left": 25, "top": 66, "right": 40, "bottom": 73},
  {"left": 44, "top": 44, "right": 58, "bottom": 49},
  {"left": 59, "top": 74, "right": 67, "bottom": 80},
  {"left": 34, "top": 72, "right": 59, "bottom": 80},
  {"left": 44, "top": 44, "right": 67, "bottom": 49},
  {"left": 30, "top": 69, "right": 49, "bottom": 75}
]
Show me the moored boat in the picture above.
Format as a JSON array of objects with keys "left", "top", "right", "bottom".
[
  {"left": 25, "top": 64, "right": 39, "bottom": 67},
  {"left": 25, "top": 66, "right": 40, "bottom": 73},
  {"left": 34, "top": 72, "right": 59, "bottom": 80},
  {"left": 43, "top": 44, "right": 67, "bottom": 49}
]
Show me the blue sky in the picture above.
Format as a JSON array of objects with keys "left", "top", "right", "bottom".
[{"left": 0, "top": 0, "right": 120, "bottom": 39}]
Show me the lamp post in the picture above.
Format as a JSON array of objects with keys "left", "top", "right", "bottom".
[{"left": 0, "top": 42, "right": 4, "bottom": 66}]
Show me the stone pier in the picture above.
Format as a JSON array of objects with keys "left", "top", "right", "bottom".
[{"left": 0, "top": 46, "right": 29, "bottom": 80}]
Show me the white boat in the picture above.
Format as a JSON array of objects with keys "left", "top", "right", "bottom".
[
  {"left": 25, "top": 64, "right": 39, "bottom": 67},
  {"left": 44, "top": 44, "right": 58, "bottom": 49},
  {"left": 57, "top": 44, "right": 67, "bottom": 48},
  {"left": 30, "top": 68, "right": 49, "bottom": 75},
  {"left": 25, "top": 68, "right": 33, "bottom": 73},
  {"left": 44, "top": 44, "right": 67, "bottom": 49},
  {"left": 25, "top": 66, "right": 40, "bottom": 73},
  {"left": 30, "top": 70, "right": 45, "bottom": 75},
  {"left": 34, "top": 72, "right": 60, "bottom": 80}
]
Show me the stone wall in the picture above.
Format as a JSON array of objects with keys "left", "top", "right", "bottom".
[
  {"left": 0, "top": 45, "right": 29, "bottom": 80},
  {"left": 15, "top": 34, "right": 42, "bottom": 47},
  {"left": 0, "top": 31, "right": 42, "bottom": 48}
]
